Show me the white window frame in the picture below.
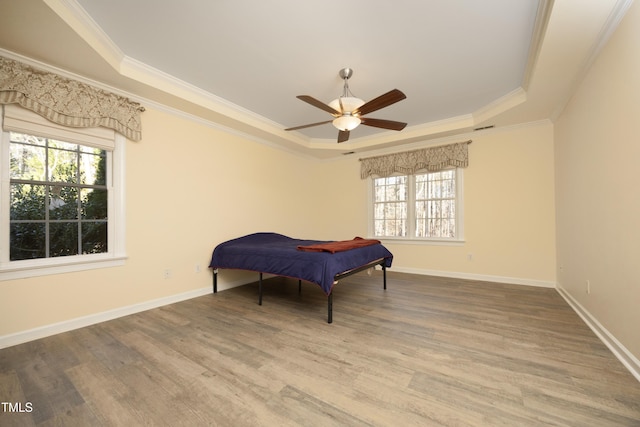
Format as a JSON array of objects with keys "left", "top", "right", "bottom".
[
  {"left": 0, "top": 108, "right": 127, "bottom": 281},
  {"left": 367, "top": 168, "right": 465, "bottom": 245}
]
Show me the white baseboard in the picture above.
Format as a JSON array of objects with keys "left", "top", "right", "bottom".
[
  {"left": 389, "top": 266, "right": 557, "bottom": 288},
  {"left": 0, "top": 286, "right": 210, "bottom": 349},
  {"left": 392, "top": 267, "right": 639, "bottom": 382},
  {"left": 0, "top": 274, "right": 270, "bottom": 350},
  {"left": 556, "top": 285, "right": 640, "bottom": 383}
]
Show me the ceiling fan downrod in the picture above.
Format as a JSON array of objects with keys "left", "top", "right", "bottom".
[{"left": 338, "top": 68, "right": 355, "bottom": 98}]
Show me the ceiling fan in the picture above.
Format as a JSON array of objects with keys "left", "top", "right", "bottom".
[{"left": 285, "top": 68, "right": 407, "bottom": 143}]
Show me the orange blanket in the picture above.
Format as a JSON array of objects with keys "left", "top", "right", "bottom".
[{"left": 297, "top": 237, "right": 381, "bottom": 254}]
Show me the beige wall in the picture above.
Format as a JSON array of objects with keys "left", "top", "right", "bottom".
[
  {"left": 0, "top": 105, "right": 558, "bottom": 341},
  {"left": 0, "top": 107, "right": 324, "bottom": 337},
  {"left": 318, "top": 123, "right": 557, "bottom": 286},
  {"left": 555, "top": 1, "right": 640, "bottom": 358}
]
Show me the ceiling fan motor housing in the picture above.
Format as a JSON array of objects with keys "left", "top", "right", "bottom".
[{"left": 339, "top": 68, "right": 354, "bottom": 80}]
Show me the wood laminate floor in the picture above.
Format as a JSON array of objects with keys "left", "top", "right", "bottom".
[{"left": 1, "top": 272, "right": 639, "bottom": 426}]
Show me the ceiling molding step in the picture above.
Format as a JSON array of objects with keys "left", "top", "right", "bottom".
[
  {"left": 7, "top": 0, "right": 624, "bottom": 160},
  {"left": 401, "top": 114, "right": 475, "bottom": 139},
  {"left": 120, "top": 55, "right": 312, "bottom": 147},
  {"left": 44, "top": 0, "right": 290, "bottom": 142},
  {"left": 43, "top": 0, "right": 124, "bottom": 70},
  {"left": 550, "top": 0, "right": 634, "bottom": 121},
  {"left": 586, "top": 0, "right": 635, "bottom": 65},
  {"left": 0, "top": 48, "right": 316, "bottom": 161},
  {"left": 472, "top": 87, "right": 528, "bottom": 125},
  {"left": 522, "top": 0, "right": 555, "bottom": 90},
  {"left": 345, "top": 119, "right": 554, "bottom": 163},
  {"left": 119, "top": 56, "right": 241, "bottom": 116}
]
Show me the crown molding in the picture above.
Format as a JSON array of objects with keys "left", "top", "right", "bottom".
[
  {"left": 522, "top": 0, "right": 555, "bottom": 90},
  {"left": 551, "top": 0, "right": 635, "bottom": 121},
  {"left": 42, "top": 0, "right": 124, "bottom": 70}
]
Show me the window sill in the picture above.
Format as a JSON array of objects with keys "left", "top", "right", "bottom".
[
  {"left": 0, "top": 254, "right": 127, "bottom": 281},
  {"left": 375, "top": 237, "right": 466, "bottom": 247}
]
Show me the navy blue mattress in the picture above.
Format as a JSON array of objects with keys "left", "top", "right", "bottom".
[{"left": 209, "top": 232, "right": 393, "bottom": 294}]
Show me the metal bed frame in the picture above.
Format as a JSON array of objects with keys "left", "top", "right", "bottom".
[{"left": 212, "top": 258, "right": 388, "bottom": 323}]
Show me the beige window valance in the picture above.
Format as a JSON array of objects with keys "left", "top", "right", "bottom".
[
  {"left": 360, "top": 140, "right": 471, "bottom": 179},
  {"left": 0, "top": 56, "right": 144, "bottom": 141}
]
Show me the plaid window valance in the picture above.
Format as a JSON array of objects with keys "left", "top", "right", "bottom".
[
  {"left": 360, "top": 140, "right": 471, "bottom": 179},
  {"left": 0, "top": 56, "right": 144, "bottom": 141}
]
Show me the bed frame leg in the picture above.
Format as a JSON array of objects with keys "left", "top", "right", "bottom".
[
  {"left": 258, "top": 273, "right": 263, "bottom": 305},
  {"left": 327, "top": 292, "right": 333, "bottom": 324},
  {"left": 213, "top": 269, "right": 218, "bottom": 293},
  {"left": 383, "top": 264, "right": 387, "bottom": 290},
  {"left": 298, "top": 279, "right": 302, "bottom": 294}
]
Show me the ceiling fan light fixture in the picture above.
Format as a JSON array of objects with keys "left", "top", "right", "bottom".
[
  {"left": 330, "top": 96, "right": 365, "bottom": 131},
  {"left": 286, "top": 68, "right": 407, "bottom": 143},
  {"left": 329, "top": 96, "right": 365, "bottom": 114},
  {"left": 333, "top": 115, "right": 361, "bottom": 131}
]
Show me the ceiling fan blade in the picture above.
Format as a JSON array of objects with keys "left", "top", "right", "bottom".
[
  {"left": 297, "top": 95, "right": 341, "bottom": 115},
  {"left": 355, "top": 89, "right": 406, "bottom": 116},
  {"left": 285, "top": 120, "right": 333, "bottom": 131},
  {"left": 337, "top": 130, "right": 350, "bottom": 143},
  {"left": 360, "top": 118, "right": 408, "bottom": 131}
]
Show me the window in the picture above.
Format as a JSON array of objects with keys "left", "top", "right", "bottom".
[
  {"left": 370, "top": 169, "right": 463, "bottom": 242},
  {"left": 9, "top": 133, "right": 108, "bottom": 260},
  {"left": 1, "top": 106, "right": 126, "bottom": 280}
]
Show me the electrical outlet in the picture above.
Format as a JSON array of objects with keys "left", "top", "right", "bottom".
[
  {"left": 467, "top": 253, "right": 473, "bottom": 261},
  {"left": 195, "top": 264, "right": 201, "bottom": 273},
  {"left": 163, "top": 269, "right": 172, "bottom": 279}
]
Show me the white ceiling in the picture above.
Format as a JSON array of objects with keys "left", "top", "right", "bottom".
[{"left": 0, "top": 0, "right": 632, "bottom": 158}]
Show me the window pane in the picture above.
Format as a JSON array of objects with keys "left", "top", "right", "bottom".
[
  {"left": 49, "top": 186, "right": 78, "bottom": 220},
  {"left": 442, "top": 199, "right": 454, "bottom": 218},
  {"left": 82, "top": 222, "right": 108, "bottom": 254},
  {"left": 385, "top": 219, "right": 406, "bottom": 236},
  {"left": 416, "top": 201, "right": 426, "bottom": 219},
  {"left": 416, "top": 179, "right": 426, "bottom": 199},
  {"left": 373, "top": 176, "right": 408, "bottom": 237},
  {"left": 11, "top": 184, "right": 45, "bottom": 220},
  {"left": 443, "top": 219, "right": 455, "bottom": 237},
  {"left": 374, "top": 219, "right": 384, "bottom": 236},
  {"left": 50, "top": 222, "right": 79, "bottom": 257},
  {"left": 385, "top": 185, "right": 400, "bottom": 201},
  {"left": 48, "top": 139, "right": 77, "bottom": 151},
  {"left": 384, "top": 202, "right": 397, "bottom": 217},
  {"left": 375, "top": 203, "right": 385, "bottom": 218},
  {"left": 10, "top": 143, "right": 46, "bottom": 181},
  {"left": 414, "top": 170, "right": 457, "bottom": 238},
  {"left": 428, "top": 200, "right": 440, "bottom": 218},
  {"left": 80, "top": 151, "right": 106, "bottom": 185},
  {"left": 80, "top": 145, "right": 103, "bottom": 154},
  {"left": 48, "top": 147, "right": 78, "bottom": 183},
  {"left": 9, "top": 132, "right": 46, "bottom": 146},
  {"left": 81, "top": 188, "right": 108, "bottom": 219},
  {"left": 10, "top": 223, "right": 46, "bottom": 260},
  {"left": 442, "top": 178, "right": 455, "bottom": 198},
  {"left": 429, "top": 218, "right": 440, "bottom": 237}
]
